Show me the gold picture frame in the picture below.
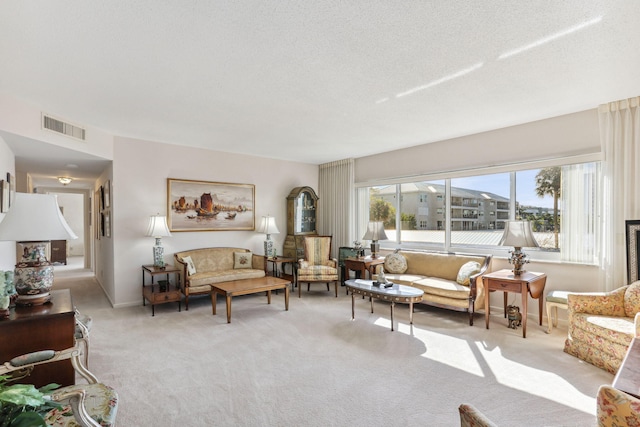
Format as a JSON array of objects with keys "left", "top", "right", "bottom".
[{"left": 167, "top": 178, "right": 255, "bottom": 232}]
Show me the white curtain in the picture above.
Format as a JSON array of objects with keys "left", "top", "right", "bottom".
[
  {"left": 560, "top": 162, "right": 600, "bottom": 264},
  {"left": 599, "top": 97, "right": 640, "bottom": 290},
  {"left": 318, "top": 159, "right": 355, "bottom": 259},
  {"left": 355, "top": 187, "right": 370, "bottom": 245}
]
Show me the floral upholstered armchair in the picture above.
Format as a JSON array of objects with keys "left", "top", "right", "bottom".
[
  {"left": 564, "top": 281, "right": 640, "bottom": 374},
  {"left": 297, "top": 236, "right": 339, "bottom": 298},
  {"left": 597, "top": 385, "right": 640, "bottom": 426},
  {"left": 0, "top": 346, "right": 118, "bottom": 426}
]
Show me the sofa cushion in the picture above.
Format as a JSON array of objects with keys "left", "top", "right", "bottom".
[
  {"left": 182, "top": 256, "right": 197, "bottom": 275},
  {"left": 384, "top": 252, "right": 407, "bottom": 274},
  {"left": 400, "top": 251, "right": 485, "bottom": 281},
  {"left": 456, "top": 261, "right": 481, "bottom": 286},
  {"left": 188, "top": 269, "right": 265, "bottom": 287},
  {"left": 624, "top": 280, "right": 640, "bottom": 317},
  {"left": 234, "top": 251, "right": 253, "bottom": 269},
  {"left": 412, "top": 277, "right": 471, "bottom": 300},
  {"left": 570, "top": 312, "right": 635, "bottom": 347},
  {"left": 381, "top": 273, "right": 427, "bottom": 287},
  {"left": 298, "top": 265, "right": 338, "bottom": 281}
]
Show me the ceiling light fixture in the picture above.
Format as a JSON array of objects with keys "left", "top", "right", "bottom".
[
  {"left": 58, "top": 177, "right": 73, "bottom": 185},
  {"left": 498, "top": 16, "right": 603, "bottom": 60}
]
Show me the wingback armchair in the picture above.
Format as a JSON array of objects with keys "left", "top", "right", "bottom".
[
  {"left": 564, "top": 281, "right": 640, "bottom": 374},
  {"left": 297, "top": 236, "right": 339, "bottom": 298}
]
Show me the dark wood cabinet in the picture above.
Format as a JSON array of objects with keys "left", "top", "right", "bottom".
[
  {"left": 0, "top": 289, "right": 76, "bottom": 387},
  {"left": 284, "top": 187, "right": 318, "bottom": 259},
  {"left": 50, "top": 240, "right": 67, "bottom": 265}
]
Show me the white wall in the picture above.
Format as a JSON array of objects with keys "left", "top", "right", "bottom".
[
  {"left": 0, "top": 135, "right": 15, "bottom": 271},
  {"left": 53, "top": 193, "right": 85, "bottom": 256},
  {"left": 0, "top": 94, "right": 114, "bottom": 160},
  {"left": 111, "top": 137, "right": 318, "bottom": 307},
  {"left": 355, "top": 109, "right": 600, "bottom": 183}
]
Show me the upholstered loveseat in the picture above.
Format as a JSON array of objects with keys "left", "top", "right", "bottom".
[
  {"left": 564, "top": 281, "right": 640, "bottom": 374},
  {"left": 374, "top": 250, "right": 492, "bottom": 325},
  {"left": 174, "top": 247, "right": 266, "bottom": 310}
]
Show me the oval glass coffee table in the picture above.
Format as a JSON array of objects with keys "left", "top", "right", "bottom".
[{"left": 345, "top": 279, "right": 424, "bottom": 331}]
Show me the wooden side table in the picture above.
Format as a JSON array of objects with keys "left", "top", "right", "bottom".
[
  {"left": 142, "top": 264, "right": 182, "bottom": 316},
  {"left": 343, "top": 256, "right": 385, "bottom": 284},
  {"left": 483, "top": 269, "right": 547, "bottom": 338},
  {"left": 266, "top": 256, "right": 296, "bottom": 290}
]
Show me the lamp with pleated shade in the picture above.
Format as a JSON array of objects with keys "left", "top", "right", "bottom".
[
  {"left": 145, "top": 214, "right": 172, "bottom": 268},
  {"left": 499, "top": 220, "right": 539, "bottom": 275},
  {"left": 0, "top": 193, "right": 78, "bottom": 305}
]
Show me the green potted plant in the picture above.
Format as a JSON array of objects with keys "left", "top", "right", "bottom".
[{"left": 0, "top": 375, "right": 61, "bottom": 427}]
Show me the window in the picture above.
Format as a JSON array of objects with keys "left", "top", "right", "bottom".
[
  {"left": 358, "top": 160, "right": 600, "bottom": 264},
  {"left": 399, "top": 181, "right": 445, "bottom": 245}
]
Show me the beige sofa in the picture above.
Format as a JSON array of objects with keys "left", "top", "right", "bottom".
[
  {"left": 174, "top": 247, "right": 266, "bottom": 310},
  {"left": 374, "top": 250, "right": 492, "bottom": 325}
]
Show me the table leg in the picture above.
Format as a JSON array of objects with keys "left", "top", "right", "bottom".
[
  {"left": 284, "top": 286, "right": 289, "bottom": 311},
  {"left": 351, "top": 292, "right": 355, "bottom": 320},
  {"left": 390, "top": 302, "right": 395, "bottom": 331},
  {"left": 370, "top": 296, "right": 374, "bottom": 313},
  {"left": 226, "top": 294, "right": 232, "bottom": 323},
  {"left": 211, "top": 292, "right": 217, "bottom": 315},
  {"left": 409, "top": 302, "right": 414, "bottom": 324},
  {"left": 267, "top": 290, "right": 272, "bottom": 305},
  {"left": 484, "top": 278, "right": 490, "bottom": 330},
  {"left": 538, "top": 295, "right": 543, "bottom": 325},
  {"left": 503, "top": 292, "right": 508, "bottom": 318},
  {"left": 522, "top": 287, "right": 528, "bottom": 338}
]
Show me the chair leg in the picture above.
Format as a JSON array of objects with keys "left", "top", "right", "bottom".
[
  {"left": 326, "top": 283, "right": 330, "bottom": 291},
  {"left": 334, "top": 281, "right": 338, "bottom": 298}
]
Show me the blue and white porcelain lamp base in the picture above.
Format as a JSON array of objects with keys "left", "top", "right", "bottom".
[
  {"left": 153, "top": 237, "right": 165, "bottom": 269},
  {"left": 264, "top": 235, "right": 275, "bottom": 258}
]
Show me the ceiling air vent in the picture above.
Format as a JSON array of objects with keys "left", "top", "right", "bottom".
[{"left": 42, "top": 114, "right": 86, "bottom": 141}]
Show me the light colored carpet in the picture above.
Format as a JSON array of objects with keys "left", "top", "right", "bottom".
[{"left": 53, "top": 270, "right": 612, "bottom": 427}]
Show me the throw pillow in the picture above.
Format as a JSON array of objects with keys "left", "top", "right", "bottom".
[
  {"left": 234, "top": 252, "right": 253, "bottom": 269},
  {"left": 456, "top": 261, "right": 481, "bottom": 286},
  {"left": 384, "top": 252, "right": 408, "bottom": 274},
  {"left": 182, "top": 256, "right": 197, "bottom": 276}
]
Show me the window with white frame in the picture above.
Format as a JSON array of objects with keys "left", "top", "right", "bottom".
[{"left": 357, "top": 161, "right": 600, "bottom": 264}]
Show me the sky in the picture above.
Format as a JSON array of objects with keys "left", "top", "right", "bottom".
[{"left": 450, "top": 169, "right": 554, "bottom": 209}]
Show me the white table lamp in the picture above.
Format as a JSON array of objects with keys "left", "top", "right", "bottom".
[
  {"left": 146, "top": 214, "right": 171, "bottom": 268},
  {"left": 499, "top": 220, "right": 539, "bottom": 275},
  {"left": 0, "top": 193, "right": 78, "bottom": 305},
  {"left": 257, "top": 215, "right": 279, "bottom": 258}
]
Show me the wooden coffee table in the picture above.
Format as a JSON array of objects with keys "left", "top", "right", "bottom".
[
  {"left": 210, "top": 276, "right": 290, "bottom": 323},
  {"left": 345, "top": 279, "right": 423, "bottom": 331}
]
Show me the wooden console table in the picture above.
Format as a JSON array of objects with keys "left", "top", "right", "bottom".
[{"left": 0, "top": 289, "right": 76, "bottom": 387}]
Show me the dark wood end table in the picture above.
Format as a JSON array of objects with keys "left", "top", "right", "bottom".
[
  {"left": 613, "top": 338, "right": 640, "bottom": 399},
  {"left": 343, "top": 256, "right": 385, "bottom": 284},
  {"left": 142, "top": 264, "right": 182, "bottom": 316},
  {"left": 483, "top": 269, "right": 547, "bottom": 338}
]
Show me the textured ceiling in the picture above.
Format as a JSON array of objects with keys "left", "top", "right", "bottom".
[{"left": 1, "top": 1, "right": 639, "bottom": 176}]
